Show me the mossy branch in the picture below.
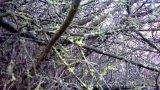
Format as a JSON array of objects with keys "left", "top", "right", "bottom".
[{"left": 37, "top": 0, "right": 81, "bottom": 69}]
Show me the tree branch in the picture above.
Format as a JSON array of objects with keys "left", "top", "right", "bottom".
[
  {"left": 37, "top": 0, "right": 81, "bottom": 69},
  {"left": 0, "top": 17, "right": 46, "bottom": 45},
  {"left": 134, "top": 30, "right": 160, "bottom": 53},
  {"left": 81, "top": 44, "right": 159, "bottom": 72}
]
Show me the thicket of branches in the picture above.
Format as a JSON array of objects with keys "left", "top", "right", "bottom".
[{"left": 0, "top": 0, "right": 160, "bottom": 90}]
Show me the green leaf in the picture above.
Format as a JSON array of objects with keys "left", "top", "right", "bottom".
[
  {"left": 11, "top": 74, "right": 16, "bottom": 81},
  {"left": 68, "top": 67, "right": 75, "bottom": 73}
]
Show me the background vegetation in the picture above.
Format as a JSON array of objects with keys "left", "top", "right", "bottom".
[{"left": 0, "top": 0, "right": 160, "bottom": 90}]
